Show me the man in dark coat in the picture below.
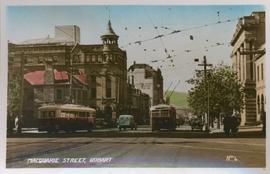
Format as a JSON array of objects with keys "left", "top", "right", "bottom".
[
  {"left": 231, "top": 114, "right": 239, "bottom": 135},
  {"left": 261, "top": 110, "right": 266, "bottom": 134},
  {"left": 223, "top": 114, "right": 231, "bottom": 136}
]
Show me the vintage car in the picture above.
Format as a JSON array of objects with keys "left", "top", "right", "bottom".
[
  {"left": 189, "top": 117, "right": 204, "bottom": 131},
  {"left": 117, "top": 115, "right": 137, "bottom": 131}
]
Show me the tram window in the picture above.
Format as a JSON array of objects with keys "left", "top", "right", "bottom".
[
  {"left": 42, "top": 111, "right": 46, "bottom": 118},
  {"left": 48, "top": 111, "right": 55, "bottom": 118},
  {"left": 79, "top": 112, "right": 86, "bottom": 117},
  {"left": 50, "top": 111, "right": 55, "bottom": 118},
  {"left": 69, "top": 112, "right": 75, "bottom": 118},
  {"left": 60, "top": 112, "right": 66, "bottom": 118}
]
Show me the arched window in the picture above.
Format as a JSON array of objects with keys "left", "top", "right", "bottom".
[{"left": 90, "top": 75, "right": 96, "bottom": 99}]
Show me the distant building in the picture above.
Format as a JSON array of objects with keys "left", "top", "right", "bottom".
[
  {"left": 55, "top": 25, "right": 80, "bottom": 44},
  {"left": 127, "top": 84, "right": 150, "bottom": 124},
  {"left": 230, "top": 11, "right": 265, "bottom": 125},
  {"left": 128, "top": 62, "right": 163, "bottom": 106},
  {"left": 19, "top": 25, "right": 80, "bottom": 45},
  {"left": 22, "top": 60, "right": 88, "bottom": 127}
]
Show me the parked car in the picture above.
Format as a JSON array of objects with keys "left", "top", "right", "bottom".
[
  {"left": 189, "top": 117, "right": 204, "bottom": 131},
  {"left": 117, "top": 115, "right": 137, "bottom": 131}
]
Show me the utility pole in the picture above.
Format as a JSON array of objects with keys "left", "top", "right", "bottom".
[
  {"left": 197, "top": 56, "right": 212, "bottom": 133},
  {"left": 69, "top": 56, "right": 73, "bottom": 104}
]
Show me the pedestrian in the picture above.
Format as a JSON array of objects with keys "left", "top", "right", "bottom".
[
  {"left": 15, "top": 115, "right": 22, "bottom": 134},
  {"left": 261, "top": 110, "right": 266, "bottom": 134},
  {"left": 223, "top": 114, "right": 231, "bottom": 137},
  {"left": 14, "top": 115, "right": 19, "bottom": 131},
  {"left": 231, "top": 113, "right": 239, "bottom": 136}
]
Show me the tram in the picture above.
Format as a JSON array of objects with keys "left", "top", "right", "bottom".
[
  {"left": 38, "top": 104, "right": 96, "bottom": 133},
  {"left": 150, "top": 104, "right": 176, "bottom": 131}
]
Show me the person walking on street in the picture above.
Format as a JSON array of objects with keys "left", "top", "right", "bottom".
[
  {"left": 261, "top": 110, "right": 266, "bottom": 135},
  {"left": 15, "top": 115, "right": 22, "bottom": 134},
  {"left": 223, "top": 114, "right": 231, "bottom": 137},
  {"left": 231, "top": 113, "right": 239, "bottom": 136}
]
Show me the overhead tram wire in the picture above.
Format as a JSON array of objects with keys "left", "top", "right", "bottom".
[
  {"left": 164, "top": 81, "right": 174, "bottom": 98},
  {"left": 167, "top": 80, "right": 181, "bottom": 100},
  {"left": 120, "top": 17, "right": 239, "bottom": 48},
  {"left": 143, "top": 7, "right": 171, "bottom": 59},
  {"left": 142, "top": 7, "right": 177, "bottom": 69},
  {"left": 149, "top": 41, "right": 230, "bottom": 64},
  {"left": 120, "top": 15, "right": 238, "bottom": 70}
]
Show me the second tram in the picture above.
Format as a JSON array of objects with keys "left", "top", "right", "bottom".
[{"left": 150, "top": 104, "right": 176, "bottom": 131}]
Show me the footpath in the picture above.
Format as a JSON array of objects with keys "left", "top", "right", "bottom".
[{"left": 7, "top": 125, "right": 265, "bottom": 138}]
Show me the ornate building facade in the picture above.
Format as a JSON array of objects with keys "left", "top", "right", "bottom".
[{"left": 230, "top": 11, "right": 265, "bottom": 125}]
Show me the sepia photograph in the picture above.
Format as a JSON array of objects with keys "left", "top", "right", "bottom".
[{"left": 0, "top": 0, "right": 268, "bottom": 173}]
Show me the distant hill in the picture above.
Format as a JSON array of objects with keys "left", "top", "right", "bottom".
[{"left": 165, "top": 91, "right": 189, "bottom": 108}]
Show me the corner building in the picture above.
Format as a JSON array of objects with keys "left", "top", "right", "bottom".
[
  {"left": 230, "top": 11, "right": 265, "bottom": 125},
  {"left": 71, "top": 21, "right": 128, "bottom": 123}
]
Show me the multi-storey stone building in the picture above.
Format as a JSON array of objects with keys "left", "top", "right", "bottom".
[
  {"left": 8, "top": 22, "right": 151, "bottom": 127},
  {"left": 127, "top": 84, "right": 150, "bottom": 124},
  {"left": 128, "top": 62, "right": 163, "bottom": 106},
  {"left": 255, "top": 44, "right": 265, "bottom": 122},
  {"left": 230, "top": 11, "right": 265, "bottom": 125}
]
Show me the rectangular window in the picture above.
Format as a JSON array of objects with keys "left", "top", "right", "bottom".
[
  {"left": 106, "top": 88, "right": 111, "bottom": 98},
  {"left": 257, "top": 66, "right": 260, "bottom": 82},
  {"left": 56, "top": 89, "right": 62, "bottom": 101},
  {"left": 91, "top": 88, "right": 96, "bottom": 99},
  {"left": 91, "top": 55, "right": 96, "bottom": 62},
  {"left": 97, "top": 55, "right": 102, "bottom": 63},
  {"left": 83, "top": 91, "right": 87, "bottom": 102},
  {"left": 78, "top": 90, "right": 82, "bottom": 101},
  {"left": 106, "top": 77, "right": 112, "bottom": 98},
  {"left": 90, "top": 75, "right": 96, "bottom": 99},
  {"left": 86, "top": 55, "right": 90, "bottom": 63},
  {"left": 72, "top": 89, "right": 76, "bottom": 102}
]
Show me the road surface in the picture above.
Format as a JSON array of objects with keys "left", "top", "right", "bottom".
[{"left": 6, "top": 137, "right": 265, "bottom": 168}]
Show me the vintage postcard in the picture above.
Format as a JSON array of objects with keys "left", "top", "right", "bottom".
[{"left": 0, "top": 0, "right": 268, "bottom": 174}]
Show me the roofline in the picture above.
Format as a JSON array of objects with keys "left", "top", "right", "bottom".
[{"left": 39, "top": 104, "right": 96, "bottom": 112}]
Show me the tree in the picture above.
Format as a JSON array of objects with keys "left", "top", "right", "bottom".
[
  {"left": 186, "top": 65, "right": 244, "bottom": 124},
  {"left": 7, "top": 73, "right": 21, "bottom": 133}
]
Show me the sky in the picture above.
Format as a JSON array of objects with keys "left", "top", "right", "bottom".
[{"left": 7, "top": 5, "right": 265, "bottom": 92}]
